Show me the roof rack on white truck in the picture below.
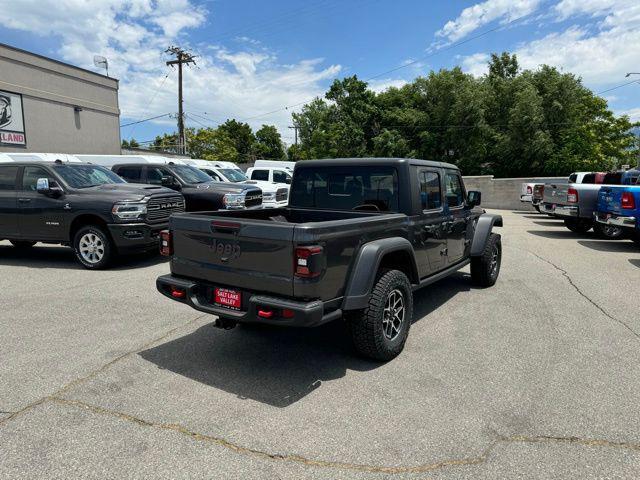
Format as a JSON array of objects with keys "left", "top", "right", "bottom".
[
  {"left": 0, "top": 152, "right": 83, "bottom": 163},
  {"left": 74, "top": 154, "right": 187, "bottom": 168}
]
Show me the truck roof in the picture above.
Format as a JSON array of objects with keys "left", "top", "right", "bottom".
[
  {"left": 0, "top": 153, "right": 83, "bottom": 163},
  {"left": 74, "top": 155, "right": 188, "bottom": 168},
  {"left": 295, "top": 157, "right": 459, "bottom": 170}
]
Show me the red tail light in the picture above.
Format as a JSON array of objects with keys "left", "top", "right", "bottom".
[
  {"left": 160, "top": 230, "right": 173, "bottom": 256},
  {"left": 527, "top": 185, "right": 532, "bottom": 194},
  {"left": 170, "top": 286, "right": 185, "bottom": 299},
  {"left": 567, "top": 187, "right": 578, "bottom": 203},
  {"left": 294, "top": 246, "right": 323, "bottom": 278},
  {"left": 282, "top": 309, "right": 295, "bottom": 319},
  {"left": 621, "top": 192, "right": 636, "bottom": 210}
]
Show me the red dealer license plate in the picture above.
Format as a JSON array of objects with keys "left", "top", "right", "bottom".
[{"left": 214, "top": 288, "right": 242, "bottom": 310}]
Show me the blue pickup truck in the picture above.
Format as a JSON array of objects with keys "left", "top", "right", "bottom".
[{"left": 595, "top": 175, "right": 640, "bottom": 244}]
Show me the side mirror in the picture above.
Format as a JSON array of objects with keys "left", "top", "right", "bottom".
[
  {"left": 37, "top": 178, "right": 63, "bottom": 197},
  {"left": 467, "top": 190, "right": 481, "bottom": 207},
  {"left": 36, "top": 177, "right": 50, "bottom": 193}
]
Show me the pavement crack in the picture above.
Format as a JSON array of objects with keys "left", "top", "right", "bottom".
[
  {"left": 47, "top": 396, "right": 488, "bottom": 474},
  {"left": 529, "top": 251, "right": 640, "bottom": 342},
  {"left": 44, "top": 397, "right": 640, "bottom": 475},
  {"left": 0, "top": 314, "right": 206, "bottom": 427}
]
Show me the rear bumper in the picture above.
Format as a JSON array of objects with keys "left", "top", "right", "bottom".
[
  {"left": 107, "top": 222, "right": 167, "bottom": 252},
  {"left": 543, "top": 203, "right": 578, "bottom": 218},
  {"left": 594, "top": 212, "right": 637, "bottom": 229},
  {"left": 156, "top": 274, "right": 341, "bottom": 327}
]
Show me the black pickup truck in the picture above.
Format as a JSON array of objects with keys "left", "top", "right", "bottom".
[
  {"left": 0, "top": 158, "right": 184, "bottom": 269},
  {"left": 157, "top": 158, "right": 503, "bottom": 360}
]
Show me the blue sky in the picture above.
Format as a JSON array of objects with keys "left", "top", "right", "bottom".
[{"left": 2, "top": 0, "right": 639, "bottom": 147}]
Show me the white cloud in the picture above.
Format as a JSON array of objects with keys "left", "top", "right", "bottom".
[
  {"left": 368, "top": 78, "right": 408, "bottom": 93},
  {"left": 436, "top": 0, "right": 542, "bottom": 42},
  {"left": 460, "top": 0, "right": 640, "bottom": 86},
  {"left": 0, "top": 0, "right": 342, "bottom": 139},
  {"left": 460, "top": 53, "right": 491, "bottom": 77},
  {"left": 616, "top": 107, "right": 640, "bottom": 122}
]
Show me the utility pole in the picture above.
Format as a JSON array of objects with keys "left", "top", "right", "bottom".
[
  {"left": 288, "top": 124, "right": 299, "bottom": 146},
  {"left": 166, "top": 46, "right": 196, "bottom": 155}
]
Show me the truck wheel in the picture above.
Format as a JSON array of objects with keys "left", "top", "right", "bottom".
[
  {"left": 347, "top": 270, "right": 413, "bottom": 362},
  {"left": 564, "top": 219, "right": 592, "bottom": 233},
  {"left": 10, "top": 240, "right": 36, "bottom": 248},
  {"left": 73, "top": 225, "right": 113, "bottom": 270},
  {"left": 593, "top": 223, "right": 624, "bottom": 239},
  {"left": 471, "top": 233, "right": 501, "bottom": 288}
]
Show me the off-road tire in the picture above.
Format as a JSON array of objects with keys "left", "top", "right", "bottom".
[
  {"left": 593, "top": 222, "right": 624, "bottom": 239},
  {"left": 347, "top": 269, "right": 413, "bottom": 362},
  {"left": 10, "top": 240, "right": 36, "bottom": 248},
  {"left": 564, "top": 219, "right": 592, "bottom": 234},
  {"left": 72, "top": 225, "right": 113, "bottom": 270},
  {"left": 471, "top": 233, "right": 502, "bottom": 288}
]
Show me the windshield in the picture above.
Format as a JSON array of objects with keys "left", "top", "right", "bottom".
[
  {"left": 171, "top": 165, "right": 213, "bottom": 184},
  {"left": 55, "top": 165, "right": 125, "bottom": 188},
  {"left": 290, "top": 166, "right": 399, "bottom": 211},
  {"left": 221, "top": 168, "right": 247, "bottom": 182}
]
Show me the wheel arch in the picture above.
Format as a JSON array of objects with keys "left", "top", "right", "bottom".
[
  {"left": 69, "top": 214, "right": 111, "bottom": 242},
  {"left": 470, "top": 213, "right": 503, "bottom": 257},
  {"left": 342, "top": 237, "right": 418, "bottom": 311}
]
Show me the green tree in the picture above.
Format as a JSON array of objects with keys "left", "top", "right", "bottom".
[
  {"left": 121, "top": 138, "right": 140, "bottom": 148},
  {"left": 255, "top": 125, "right": 286, "bottom": 159},
  {"left": 188, "top": 128, "right": 238, "bottom": 161},
  {"left": 218, "top": 120, "right": 256, "bottom": 162}
]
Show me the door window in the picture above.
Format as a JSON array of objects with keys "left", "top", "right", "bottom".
[
  {"left": 22, "top": 167, "right": 53, "bottom": 191},
  {"left": 251, "top": 169, "right": 269, "bottom": 181},
  {"left": 116, "top": 166, "right": 142, "bottom": 182},
  {"left": 0, "top": 166, "right": 18, "bottom": 191},
  {"left": 273, "top": 170, "right": 290, "bottom": 183},
  {"left": 147, "top": 167, "right": 172, "bottom": 185},
  {"left": 444, "top": 173, "right": 464, "bottom": 208},
  {"left": 419, "top": 171, "right": 441, "bottom": 210}
]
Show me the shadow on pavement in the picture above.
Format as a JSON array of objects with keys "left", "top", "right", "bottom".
[
  {"left": 577, "top": 240, "right": 639, "bottom": 253},
  {"left": 532, "top": 221, "right": 565, "bottom": 227},
  {"left": 139, "top": 272, "right": 472, "bottom": 408},
  {"left": 527, "top": 229, "right": 594, "bottom": 240},
  {"left": 0, "top": 244, "right": 168, "bottom": 270},
  {"left": 629, "top": 259, "right": 640, "bottom": 268}
]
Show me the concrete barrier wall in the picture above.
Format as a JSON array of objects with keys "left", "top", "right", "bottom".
[{"left": 462, "top": 175, "right": 566, "bottom": 211}]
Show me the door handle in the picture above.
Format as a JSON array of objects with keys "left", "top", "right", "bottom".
[{"left": 18, "top": 198, "right": 31, "bottom": 203}]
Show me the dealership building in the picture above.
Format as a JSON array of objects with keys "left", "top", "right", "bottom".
[{"left": 0, "top": 43, "right": 120, "bottom": 154}]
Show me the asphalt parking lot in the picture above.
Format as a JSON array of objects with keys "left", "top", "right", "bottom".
[{"left": 1, "top": 209, "right": 639, "bottom": 479}]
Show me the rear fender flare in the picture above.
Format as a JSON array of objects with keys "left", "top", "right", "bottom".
[
  {"left": 342, "top": 237, "right": 418, "bottom": 311},
  {"left": 470, "top": 213, "right": 503, "bottom": 256}
]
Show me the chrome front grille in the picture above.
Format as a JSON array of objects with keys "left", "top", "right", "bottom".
[{"left": 147, "top": 195, "right": 185, "bottom": 221}]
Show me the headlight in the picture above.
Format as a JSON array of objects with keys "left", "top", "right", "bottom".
[
  {"left": 112, "top": 202, "right": 147, "bottom": 220},
  {"left": 223, "top": 194, "right": 245, "bottom": 208}
]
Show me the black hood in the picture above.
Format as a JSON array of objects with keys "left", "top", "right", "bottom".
[
  {"left": 184, "top": 181, "right": 261, "bottom": 195},
  {"left": 81, "top": 183, "right": 176, "bottom": 201}
]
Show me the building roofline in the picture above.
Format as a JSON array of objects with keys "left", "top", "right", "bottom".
[{"left": 0, "top": 42, "right": 119, "bottom": 83}]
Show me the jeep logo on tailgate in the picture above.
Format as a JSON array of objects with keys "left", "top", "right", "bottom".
[{"left": 211, "top": 239, "right": 241, "bottom": 261}]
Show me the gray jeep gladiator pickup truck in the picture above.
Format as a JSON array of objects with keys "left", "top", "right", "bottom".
[{"left": 156, "top": 158, "right": 503, "bottom": 360}]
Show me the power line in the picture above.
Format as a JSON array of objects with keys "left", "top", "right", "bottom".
[
  {"left": 128, "top": 71, "right": 174, "bottom": 137},
  {"left": 597, "top": 80, "right": 640, "bottom": 95},
  {"left": 120, "top": 113, "right": 173, "bottom": 128}
]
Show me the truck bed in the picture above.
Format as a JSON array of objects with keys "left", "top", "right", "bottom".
[{"left": 168, "top": 207, "right": 408, "bottom": 300}]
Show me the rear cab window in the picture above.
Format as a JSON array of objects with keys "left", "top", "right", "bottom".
[
  {"left": 444, "top": 171, "right": 465, "bottom": 208},
  {"left": 290, "top": 166, "right": 399, "bottom": 211},
  {"left": 418, "top": 170, "right": 442, "bottom": 211},
  {"left": 116, "top": 166, "right": 143, "bottom": 182},
  {"left": 0, "top": 165, "right": 19, "bottom": 190},
  {"left": 251, "top": 169, "right": 269, "bottom": 181}
]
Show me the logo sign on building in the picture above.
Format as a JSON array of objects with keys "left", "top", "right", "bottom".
[{"left": 0, "top": 90, "right": 26, "bottom": 146}]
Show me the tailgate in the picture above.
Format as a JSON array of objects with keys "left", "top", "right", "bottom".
[
  {"left": 597, "top": 186, "right": 624, "bottom": 215},
  {"left": 169, "top": 214, "right": 295, "bottom": 297},
  {"left": 543, "top": 183, "right": 568, "bottom": 204}
]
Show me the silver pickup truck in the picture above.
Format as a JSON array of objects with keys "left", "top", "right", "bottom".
[{"left": 542, "top": 170, "right": 639, "bottom": 237}]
